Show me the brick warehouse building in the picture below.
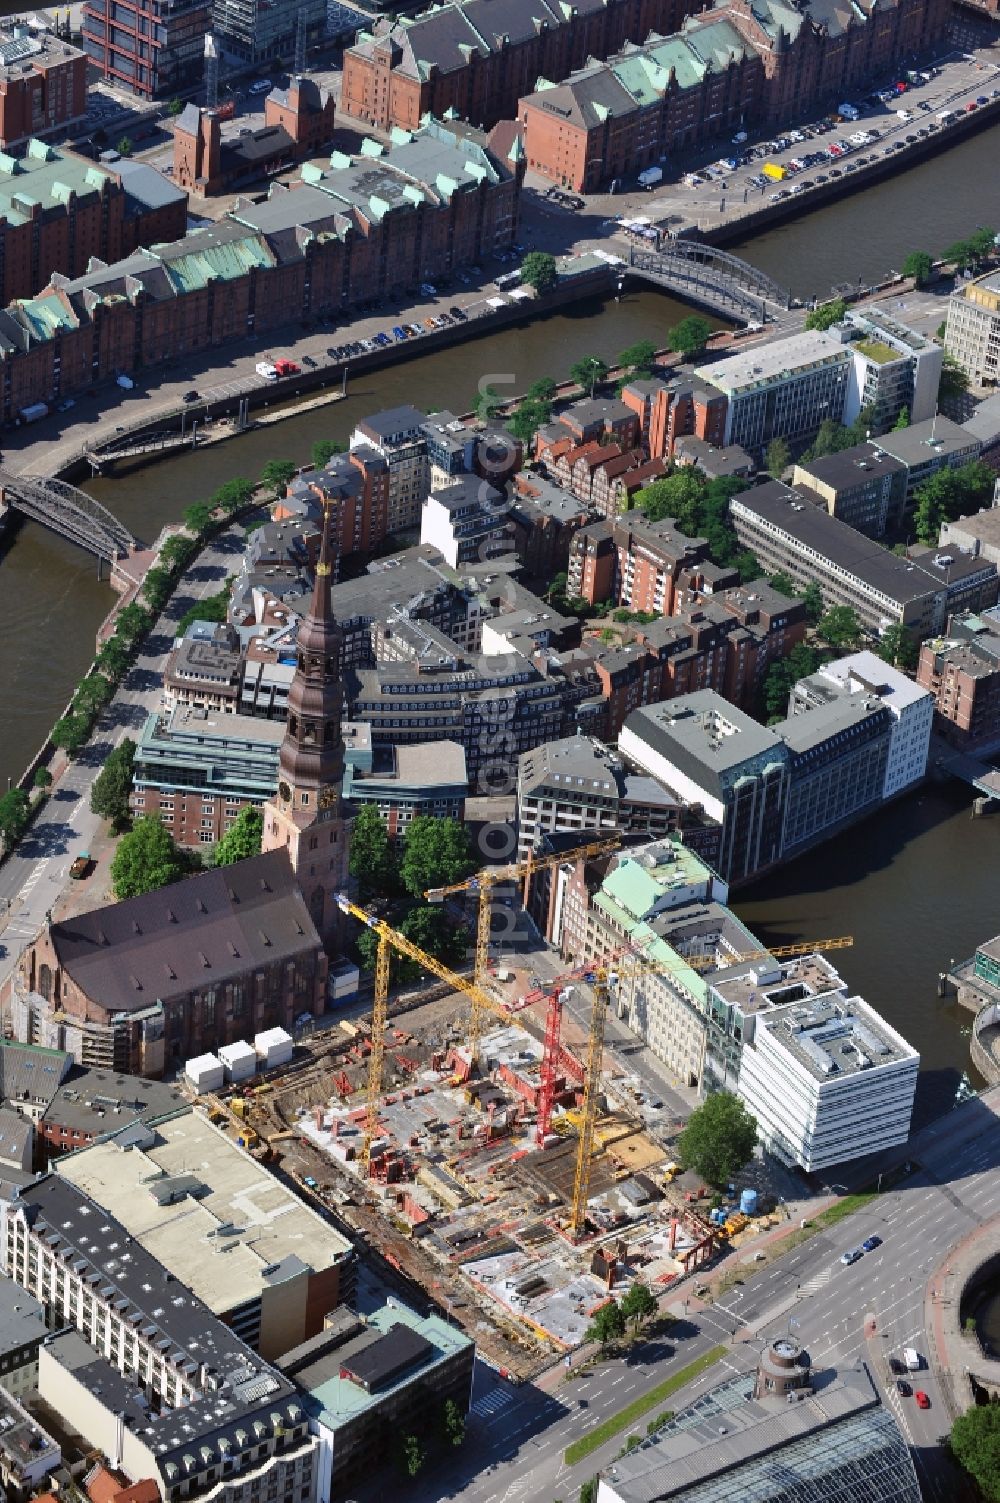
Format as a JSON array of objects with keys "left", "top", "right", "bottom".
[
  {"left": 517, "top": 0, "right": 949, "bottom": 190},
  {"left": 0, "top": 27, "right": 87, "bottom": 150},
  {"left": 0, "top": 121, "right": 521, "bottom": 426},
  {"left": 341, "top": 0, "right": 703, "bottom": 132},
  {"left": 0, "top": 139, "right": 187, "bottom": 307}
]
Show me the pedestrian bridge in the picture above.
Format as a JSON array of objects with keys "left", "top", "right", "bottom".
[
  {"left": 0, "top": 470, "right": 138, "bottom": 565},
  {"left": 626, "top": 241, "right": 792, "bottom": 322}
]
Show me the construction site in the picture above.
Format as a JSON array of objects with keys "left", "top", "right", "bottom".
[{"left": 191, "top": 842, "right": 794, "bottom": 1380}]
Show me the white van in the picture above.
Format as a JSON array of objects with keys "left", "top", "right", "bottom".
[
  {"left": 903, "top": 1347, "right": 922, "bottom": 1371},
  {"left": 255, "top": 361, "right": 278, "bottom": 382}
]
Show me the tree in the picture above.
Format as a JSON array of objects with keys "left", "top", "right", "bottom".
[
  {"left": 74, "top": 673, "right": 114, "bottom": 718},
  {"left": 569, "top": 355, "right": 609, "bottom": 397},
  {"left": 677, "top": 1092, "right": 757, "bottom": 1188},
  {"left": 400, "top": 816, "right": 473, "bottom": 899},
  {"left": 441, "top": 1398, "right": 465, "bottom": 1449},
  {"left": 668, "top": 315, "right": 712, "bottom": 359},
  {"left": 620, "top": 1281, "right": 657, "bottom": 1331},
  {"left": 950, "top": 1405, "right": 1000, "bottom": 1502},
  {"left": 110, "top": 815, "right": 187, "bottom": 900},
  {"left": 801, "top": 580, "right": 824, "bottom": 625},
  {"left": 0, "top": 790, "right": 30, "bottom": 849},
  {"left": 167, "top": 97, "right": 185, "bottom": 116},
  {"left": 96, "top": 636, "right": 130, "bottom": 681},
  {"left": 580, "top": 1480, "right": 598, "bottom": 1503},
  {"left": 51, "top": 713, "right": 90, "bottom": 755},
  {"left": 546, "top": 571, "right": 568, "bottom": 604},
  {"left": 901, "top": 250, "right": 934, "bottom": 287},
  {"left": 635, "top": 469, "right": 705, "bottom": 530},
  {"left": 804, "top": 297, "right": 847, "bottom": 331},
  {"left": 114, "top": 602, "right": 152, "bottom": 645},
  {"left": 348, "top": 805, "right": 396, "bottom": 899},
  {"left": 769, "top": 571, "right": 796, "bottom": 597},
  {"left": 876, "top": 624, "right": 918, "bottom": 671},
  {"left": 526, "top": 376, "right": 557, "bottom": 402},
  {"left": 509, "top": 397, "right": 552, "bottom": 445},
  {"left": 33, "top": 767, "right": 52, "bottom": 791},
  {"left": 586, "top": 1300, "right": 626, "bottom": 1352},
  {"left": 214, "top": 477, "right": 255, "bottom": 515},
  {"left": 474, "top": 384, "right": 504, "bottom": 422},
  {"left": 116, "top": 135, "right": 133, "bottom": 157},
  {"left": 399, "top": 903, "right": 469, "bottom": 969},
  {"left": 260, "top": 459, "right": 296, "bottom": 498},
  {"left": 159, "top": 534, "right": 196, "bottom": 572},
  {"left": 939, "top": 354, "right": 969, "bottom": 404},
  {"left": 734, "top": 548, "right": 761, "bottom": 583},
  {"left": 818, "top": 604, "right": 862, "bottom": 651},
  {"left": 177, "top": 586, "right": 230, "bottom": 635},
  {"left": 142, "top": 564, "right": 173, "bottom": 613},
  {"left": 399, "top": 1434, "right": 425, "bottom": 1479},
  {"left": 762, "top": 642, "right": 819, "bottom": 719},
  {"left": 765, "top": 436, "right": 791, "bottom": 476},
  {"left": 893, "top": 405, "right": 910, "bottom": 430},
  {"left": 183, "top": 501, "right": 214, "bottom": 535},
  {"left": 356, "top": 925, "right": 419, "bottom": 987},
  {"left": 618, "top": 339, "right": 658, "bottom": 377},
  {"left": 213, "top": 805, "right": 263, "bottom": 866},
  {"left": 311, "top": 439, "right": 344, "bottom": 469},
  {"left": 90, "top": 738, "right": 136, "bottom": 830},
  {"left": 913, "top": 460, "right": 996, "bottom": 544},
  {"left": 520, "top": 251, "right": 558, "bottom": 295}
]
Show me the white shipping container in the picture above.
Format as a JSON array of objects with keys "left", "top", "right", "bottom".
[
  {"left": 254, "top": 1027, "right": 293, "bottom": 1068},
  {"left": 218, "top": 1041, "right": 257, "bottom": 1082},
  {"left": 186, "top": 1053, "right": 225, "bottom": 1093},
  {"left": 329, "top": 961, "right": 360, "bottom": 1000}
]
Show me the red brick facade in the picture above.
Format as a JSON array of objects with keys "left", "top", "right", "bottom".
[{"left": 0, "top": 34, "right": 87, "bottom": 150}]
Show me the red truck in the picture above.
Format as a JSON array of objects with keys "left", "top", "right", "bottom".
[{"left": 273, "top": 359, "right": 300, "bottom": 377}]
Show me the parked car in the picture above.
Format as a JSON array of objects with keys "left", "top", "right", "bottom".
[
  {"left": 896, "top": 1380, "right": 912, "bottom": 1397},
  {"left": 302, "top": 355, "right": 317, "bottom": 367},
  {"left": 182, "top": 389, "right": 200, "bottom": 403}
]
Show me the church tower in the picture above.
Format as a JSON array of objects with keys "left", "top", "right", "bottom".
[{"left": 262, "top": 501, "right": 350, "bottom": 947}]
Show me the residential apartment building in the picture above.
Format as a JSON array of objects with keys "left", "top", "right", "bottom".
[
  {"left": 13, "top": 850, "right": 329, "bottom": 1075},
  {"left": 341, "top": 0, "right": 696, "bottom": 132},
  {"left": 917, "top": 612, "right": 1000, "bottom": 748},
  {"left": 164, "top": 628, "right": 242, "bottom": 715},
  {"left": 729, "top": 481, "right": 1000, "bottom": 636},
  {"left": 0, "top": 121, "right": 521, "bottom": 424},
  {"left": 568, "top": 519, "right": 618, "bottom": 605},
  {"left": 0, "top": 1383, "right": 59, "bottom": 1499},
  {"left": 619, "top": 694, "right": 789, "bottom": 884},
  {"left": 870, "top": 414, "right": 982, "bottom": 500},
  {"left": 509, "top": 474, "right": 593, "bottom": 579},
  {"left": 614, "top": 512, "right": 716, "bottom": 615},
  {"left": 840, "top": 306, "right": 942, "bottom": 431},
  {"left": 82, "top": 0, "right": 211, "bottom": 98},
  {"left": 419, "top": 475, "right": 511, "bottom": 566},
  {"left": 279, "top": 1300, "right": 473, "bottom": 1498},
  {"left": 351, "top": 405, "right": 430, "bottom": 535},
  {"left": 3, "top": 1174, "right": 321, "bottom": 1503},
  {"left": 790, "top": 442, "right": 908, "bottom": 538},
  {"left": 791, "top": 650, "right": 932, "bottom": 799},
  {"left": 515, "top": 733, "right": 678, "bottom": 860},
  {"left": 695, "top": 330, "right": 852, "bottom": 455},
  {"left": 736, "top": 988, "right": 918, "bottom": 1171},
  {"left": 36, "top": 1068, "right": 186, "bottom": 1159},
  {"left": 944, "top": 267, "right": 1000, "bottom": 386},
  {"left": 621, "top": 376, "right": 728, "bottom": 462},
  {"left": 0, "top": 26, "right": 86, "bottom": 148},
  {"left": 129, "top": 707, "right": 285, "bottom": 846},
  {"left": 58, "top": 1110, "right": 353, "bottom": 1358},
  {"left": 287, "top": 448, "right": 391, "bottom": 561}
]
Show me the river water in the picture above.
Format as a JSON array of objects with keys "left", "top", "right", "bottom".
[{"left": 3, "top": 129, "right": 1000, "bottom": 1101}]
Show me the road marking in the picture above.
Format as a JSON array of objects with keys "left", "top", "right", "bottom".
[
  {"left": 797, "top": 1266, "right": 834, "bottom": 1296},
  {"left": 469, "top": 1388, "right": 518, "bottom": 1420}
]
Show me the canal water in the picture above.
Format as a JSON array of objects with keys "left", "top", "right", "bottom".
[{"left": 2, "top": 130, "right": 1000, "bottom": 1098}]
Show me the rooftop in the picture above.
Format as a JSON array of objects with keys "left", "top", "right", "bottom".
[
  {"left": 57, "top": 1110, "right": 352, "bottom": 1315},
  {"left": 872, "top": 414, "right": 979, "bottom": 467},
  {"left": 812, "top": 650, "right": 932, "bottom": 712},
  {"left": 695, "top": 330, "right": 848, "bottom": 395},
  {"left": 0, "top": 1039, "right": 70, "bottom": 1108},
  {"left": 759, "top": 992, "right": 919, "bottom": 1082},
  {"left": 0, "top": 1271, "right": 45, "bottom": 1357},
  {"left": 775, "top": 690, "right": 889, "bottom": 756},
  {"left": 39, "top": 1069, "right": 188, "bottom": 1139},
  {"left": 621, "top": 692, "right": 785, "bottom": 799},
  {"left": 792, "top": 440, "right": 907, "bottom": 492},
  {"left": 519, "top": 732, "right": 624, "bottom": 799}
]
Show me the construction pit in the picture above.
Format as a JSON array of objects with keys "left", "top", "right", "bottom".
[{"left": 236, "top": 986, "right": 772, "bottom": 1378}]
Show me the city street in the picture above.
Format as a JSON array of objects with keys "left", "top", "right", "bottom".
[{"left": 0, "top": 523, "right": 248, "bottom": 999}]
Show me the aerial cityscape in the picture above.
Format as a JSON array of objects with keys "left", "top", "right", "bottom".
[{"left": 0, "top": 0, "right": 997, "bottom": 1499}]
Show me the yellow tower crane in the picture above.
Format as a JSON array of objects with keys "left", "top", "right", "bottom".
[
  {"left": 424, "top": 834, "right": 621, "bottom": 1058},
  {"left": 683, "top": 936, "right": 854, "bottom": 971}
]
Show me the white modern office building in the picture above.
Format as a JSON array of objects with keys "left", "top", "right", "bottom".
[{"left": 736, "top": 990, "right": 919, "bottom": 1172}]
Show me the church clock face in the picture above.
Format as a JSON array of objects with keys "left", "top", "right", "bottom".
[
  {"left": 278, "top": 780, "right": 292, "bottom": 804},
  {"left": 319, "top": 786, "right": 338, "bottom": 809}
]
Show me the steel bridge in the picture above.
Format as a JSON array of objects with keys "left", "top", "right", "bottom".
[
  {"left": 626, "top": 241, "right": 791, "bottom": 321},
  {"left": 0, "top": 471, "right": 138, "bottom": 564}
]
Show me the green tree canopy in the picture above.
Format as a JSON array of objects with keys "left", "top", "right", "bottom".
[
  {"left": 509, "top": 397, "right": 552, "bottom": 445},
  {"left": 167, "top": 97, "right": 185, "bottom": 115},
  {"left": 177, "top": 587, "right": 230, "bottom": 635},
  {"left": 586, "top": 1300, "right": 626, "bottom": 1351},
  {"left": 183, "top": 502, "right": 214, "bottom": 535},
  {"left": 142, "top": 565, "right": 173, "bottom": 613},
  {"left": 159, "top": 534, "right": 197, "bottom": 572},
  {"left": 474, "top": 384, "right": 504, "bottom": 422},
  {"left": 114, "top": 602, "right": 152, "bottom": 645},
  {"left": 90, "top": 738, "right": 136, "bottom": 831},
  {"left": 348, "top": 805, "right": 397, "bottom": 899},
  {"left": 875, "top": 624, "right": 919, "bottom": 671},
  {"left": 311, "top": 439, "right": 344, "bottom": 469},
  {"left": 96, "top": 636, "right": 130, "bottom": 682},
  {"left": 804, "top": 297, "right": 847, "bottom": 331},
  {"left": 901, "top": 251, "right": 934, "bottom": 286},
  {"left": 893, "top": 405, "right": 910, "bottom": 430},
  {"left": 400, "top": 816, "right": 474, "bottom": 899},
  {"left": 951, "top": 1405, "right": 1000, "bottom": 1501},
  {"left": 913, "top": 459, "right": 996, "bottom": 544},
  {"left": 213, "top": 477, "right": 255, "bottom": 515},
  {"left": 940, "top": 355, "right": 969, "bottom": 403},
  {"left": 260, "top": 460, "right": 296, "bottom": 498},
  {"left": 33, "top": 767, "right": 52, "bottom": 790},
  {"left": 526, "top": 376, "right": 557, "bottom": 402},
  {"left": 570, "top": 355, "right": 609, "bottom": 397},
  {"left": 769, "top": 570, "right": 796, "bottom": 597},
  {"left": 765, "top": 436, "right": 791, "bottom": 477},
  {"left": 111, "top": 815, "right": 187, "bottom": 900},
  {"left": 441, "top": 1397, "right": 465, "bottom": 1448},
  {"left": 619, "top": 339, "right": 658, "bottom": 377},
  {"left": 520, "top": 251, "right": 558, "bottom": 294},
  {"left": 399, "top": 1434, "right": 425, "bottom": 1478},
  {"left": 0, "top": 789, "right": 30, "bottom": 849},
  {"left": 74, "top": 673, "right": 114, "bottom": 718},
  {"left": 818, "top": 604, "right": 862, "bottom": 651},
  {"left": 51, "top": 713, "right": 90, "bottom": 755},
  {"left": 398, "top": 903, "right": 469, "bottom": 969},
  {"left": 668, "top": 315, "right": 713, "bottom": 358},
  {"left": 620, "top": 1281, "right": 657, "bottom": 1330},
  {"left": 116, "top": 135, "right": 133, "bottom": 157},
  {"left": 762, "top": 642, "right": 819, "bottom": 719},
  {"left": 677, "top": 1092, "right": 757, "bottom": 1187},
  {"left": 213, "top": 805, "right": 263, "bottom": 866},
  {"left": 801, "top": 580, "right": 824, "bottom": 625}
]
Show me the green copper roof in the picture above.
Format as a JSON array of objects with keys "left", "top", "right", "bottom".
[
  {"left": 17, "top": 292, "right": 78, "bottom": 340},
  {"left": 159, "top": 228, "right": 274, "bottom": 293},
  {"left": 644, "top": 35, "right": 707, "bottom": 90}
]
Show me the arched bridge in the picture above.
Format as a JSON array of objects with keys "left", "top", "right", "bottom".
[
  {"left": 626, "top": 241, "right": 791, "bottom": 322},
  {"left": 0, "top": 471, "right": 138, "bottom": 564}
]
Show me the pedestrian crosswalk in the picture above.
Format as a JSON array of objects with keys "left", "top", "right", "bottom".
[
  {"left": 469, "top": 1387, "right": 517, "bottom": 1421},
  {"left": 798, "top": 1267, "right": 834, "bottom": 1297}
]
